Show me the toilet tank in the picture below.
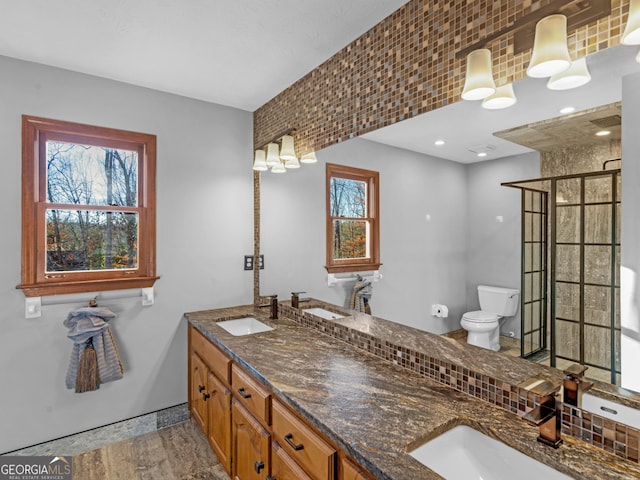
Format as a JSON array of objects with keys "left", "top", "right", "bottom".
[{"left": 477, "top": 285, "right": 520, "bottom": 316}]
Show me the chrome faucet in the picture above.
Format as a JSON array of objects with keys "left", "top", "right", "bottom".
[
  {"left": 563, "top": 364, "right": 593, "bottom": 408},
  {"left": 291, "top": 291, "right": 308, "bottom": 309},
  {"left": 522, "top": 380, "right": 563, "bottom": 448}
]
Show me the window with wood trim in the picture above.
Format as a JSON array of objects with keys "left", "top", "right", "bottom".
[
  {"left": 326, "top": 163, "right": 380, "bottom": 273},
  {"left": 19, "top": 116, "right": 158, "bottom": 297}
]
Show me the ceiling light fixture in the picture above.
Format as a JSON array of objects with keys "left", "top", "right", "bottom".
[
  {"left": 527, "top": 14, "right": 571, "bottom": 78},
  {"left": 560, "top": 106, "right": 576, "bottom": 114},
  {"left": 482, "top": 83, "right": 517, "bottom": 110},
  {"left": 434, "top": 140, "right": 445, "bottom": 146},
  {"left": 477, "top": 152, "right": 488, "bottom": 157},
  {"left": 596, "top": 130, "right": 611, "bottom": 136},
  {"left": 547, "top": 57, "right": 591, "bottom": 90},
  {"left": 622, "top": 0, "right": 640, "bottom": 45},
  {"left": 461, "top": 49, "right": 496, "bottom": 101}
]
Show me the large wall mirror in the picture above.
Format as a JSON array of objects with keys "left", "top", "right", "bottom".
[{"left": 259, "top": 43, "right": 640, "bottom": 396}]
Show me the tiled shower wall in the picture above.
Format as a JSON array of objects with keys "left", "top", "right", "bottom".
[{"left": 254, "top": 0, "right": 629, "bottom": 153}]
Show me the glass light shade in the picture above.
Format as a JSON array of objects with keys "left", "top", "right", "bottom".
[
  {"left": 300, "top": 152, "right": 318, "bottom": 163},
  {"left": 284, "top": 156, "right": 300, "bottom": 169},
  {"left": 527, "top": 14, "right": 571, "bottom": 78},
  {"left": 279, "top": 135, "right": 297, "bottom": 161},
  {"left": 637, "top": 47, "right": 640, "bottom": 63},
  {"left": 481, "top": 83, "right": 517, "bottom": 110},
  {"left": 265, "top": 143, "right": 280, "bottom": 166},
  {"left": 622, "top": 0, "right": 640, "bottom": 45},
  {"left": 461, "top": 49, "right": 496, "bottom": 101},
  {"left": 547, "top": 58, "right": 591, "bottom": 90},
  {"left": 252, "top": 149, "right": 268, "bottom": 171},
  {"left": 271, "top": 160, "right": 286, "bottom": 173}
]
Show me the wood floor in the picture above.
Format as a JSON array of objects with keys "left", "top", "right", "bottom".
[{"left": 72, "top": 421, "right": 230, "bottom": 480}]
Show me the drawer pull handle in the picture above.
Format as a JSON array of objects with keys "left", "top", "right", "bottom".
[
  {"left": 198, "top": 385, "right": 205, "bottom": 392},
  {"left": 237, "top": 387, "right": 252, "bottom": 399},
  {"left": 284, "top": 433, "right": 304, "bottom": 451},
  {"left": 203, "top": 392, "right": 210, "bottom": 401},
  {"left": 254, "top": 461, "right": 265, "bottom": 473}
]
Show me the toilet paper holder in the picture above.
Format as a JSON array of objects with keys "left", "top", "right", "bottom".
[{"left": 431, "top": 304, "right": 449, "bottom": 318}]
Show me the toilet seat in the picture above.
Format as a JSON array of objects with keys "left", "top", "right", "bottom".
[{"left": 462, "top": 310, "right": 499, "bottom": 323}]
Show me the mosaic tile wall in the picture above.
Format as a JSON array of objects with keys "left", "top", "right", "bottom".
[
  {"left": 254, "top": 0, "right": 628, "bottom": 154},
  {"left": 279, "top": 302, "right": 640, "bottom": 464}
]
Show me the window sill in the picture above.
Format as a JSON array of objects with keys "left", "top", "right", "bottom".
[
  {"left": 325, "top": 263, "right": 382, "bottom": 274},
  {"left": 17, "top": 276, "right": 160, "bottom": 297}
]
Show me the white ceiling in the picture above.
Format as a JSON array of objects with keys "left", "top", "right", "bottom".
[
  {"left": 0, "top": 0, "right": 409, "bottom": 112},
  {"left": 1, "top": 1, "right": 638, "bottom": 162}
]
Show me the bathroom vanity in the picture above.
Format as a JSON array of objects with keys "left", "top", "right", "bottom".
[{"left": 185, "top": 301, "right": 640, "bottom": 479}]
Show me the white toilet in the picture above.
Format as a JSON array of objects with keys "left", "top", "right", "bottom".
[{"left": 460, "top": 285, "right": 519, "bottom": 351}]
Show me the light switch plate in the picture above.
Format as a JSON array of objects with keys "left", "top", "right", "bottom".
[{"left": 25, "top": 297, "right": 42, "bottom": 318}]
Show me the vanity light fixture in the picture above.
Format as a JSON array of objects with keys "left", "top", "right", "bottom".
[
  {"left": 253, "top": 129, "right": 317, "bottom": 173},
  {"left": 547, "top": 57, "right": 591, "bottom": 90},
  {"left": 596, "top": 130, "right": 611, "bottom": 136},
  {"left": 461, "top": 49, "right": 496, "bottom": 101},
  {"left": 527, "top": 14, "right": 571, "bottom": 78},
  {"left": 434, "top": 139, "right": 445, "bottom": 146},
  {"left": 560, "top": 106, "right": 576, "bottom": 114},
  {"left": 622, "top": 0, "right": 640, "bottom": 45},
  {"left": 482, "top": 83, "right": 517, "bottom": 110}
]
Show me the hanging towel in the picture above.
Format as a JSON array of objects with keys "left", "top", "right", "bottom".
[{"left": 64, "top": 306, "right": 124, "bottom": 391}]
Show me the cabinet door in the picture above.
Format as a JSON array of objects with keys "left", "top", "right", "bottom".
[
  {"left": 232, "top": 399, "right": 270, "bottom": 480},
  {"left": 270, "top": 441, "right": 313, "bottom": 480},
  {"left": 341, "top": 457, "right": 372, "bottom": 480},
  {"left": 190, "top": 352, "right": 208, "bottom": 432},
  {"left": 208, "top": 370, "right": 232, "bottom": 475}
]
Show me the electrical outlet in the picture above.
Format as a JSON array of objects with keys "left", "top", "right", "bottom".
[{"left": 244, "top": 255, "right": 264, "bottom": 270}]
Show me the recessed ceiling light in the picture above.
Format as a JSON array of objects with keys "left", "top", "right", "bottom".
[
  {"left": 596, "top": 130, "right": 611, "bottom": 136},
  {"left": 477, "top": 152, "right": 488, "bottom": 157},
  {"left": 434, "top": 139, "right": 445, "bottom": 146},
  {"left": 560, "top": 106, "right": 576, "bottom": 114}
]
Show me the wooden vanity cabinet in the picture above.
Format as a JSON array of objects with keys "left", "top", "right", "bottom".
[
  {"left": 232, "top": 399, "right": 270, "bottom": 480},
  {"left": 271, "top": 398, "right": 336, "bottom": 480},
  {"left": 188, "top": 326, "right": 232, "bottom": 474},
  {"left": 188, "top": 323, "right": 374, "bottom": 480},
  {"left": 341, "top": 457, "right": 374, "bottom": 480}
]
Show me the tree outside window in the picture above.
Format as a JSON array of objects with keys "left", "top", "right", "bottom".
[
  {"left": 326, "top": 163, "right": 380, "bottom": 273},
  {"left": 19, "top": 116, "right": 158, "bottom": 297}
]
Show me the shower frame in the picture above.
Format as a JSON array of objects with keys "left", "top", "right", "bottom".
[{"left": 503, "top": 167, "right": 621, "bottom": 384}]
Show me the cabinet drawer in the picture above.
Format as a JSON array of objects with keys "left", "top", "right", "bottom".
[
  {"left": 271, "top": 441, "right": 313, "bottom": 480},
  {"left": 272, "top": 399, "right": 336, "bottom": 480},
  {"left": 190, "top": 326, "right": 230, "bottom": 384},
  {"left": 231, "top": 364, "right": 271, "bottom": 425}
]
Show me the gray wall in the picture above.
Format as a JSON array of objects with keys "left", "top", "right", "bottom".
[
  {"left": 466, "top": 152, "right": 541, "bottom": 338},
  {"left": 621, "top": 71, "right": 640, "bottom": 392},
  {"left": 261, "top": 138, "right": 539, "bottom": 335},
  {"left": 0, "top": 56, "right": 253, "bottom": 453}
]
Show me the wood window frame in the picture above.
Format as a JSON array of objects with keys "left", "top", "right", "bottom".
[
  {"left": 18, "top": 115, "right": 159, "bottom": 297},
  {"left": 325, "top": 163, "right": 381, "bottom": 274}
]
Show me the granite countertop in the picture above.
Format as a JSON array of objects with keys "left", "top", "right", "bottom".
[{"left": 185, "top": 304, "right": 640, "bottom": 480}]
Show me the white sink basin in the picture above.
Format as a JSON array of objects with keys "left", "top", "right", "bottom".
[
  {"left": 303, "top": 307, "right": 345, "bottom": 320},
  {"left": 409, "top": 425, "right": 570, "bottom": 480},
  {"left": 582, "top": 393, "right": 640, "bottom": 429},
  {"left": 216, "top": 317, "right": 274, "bottom": 336}
]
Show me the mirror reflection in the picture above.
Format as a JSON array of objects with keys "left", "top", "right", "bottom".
[{"left": 260, "top": 44, "right": 640, "bottom": 394}]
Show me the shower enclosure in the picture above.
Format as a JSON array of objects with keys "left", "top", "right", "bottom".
[{"left": 503, "top": 167, "right": 621, "bottom": 385}]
